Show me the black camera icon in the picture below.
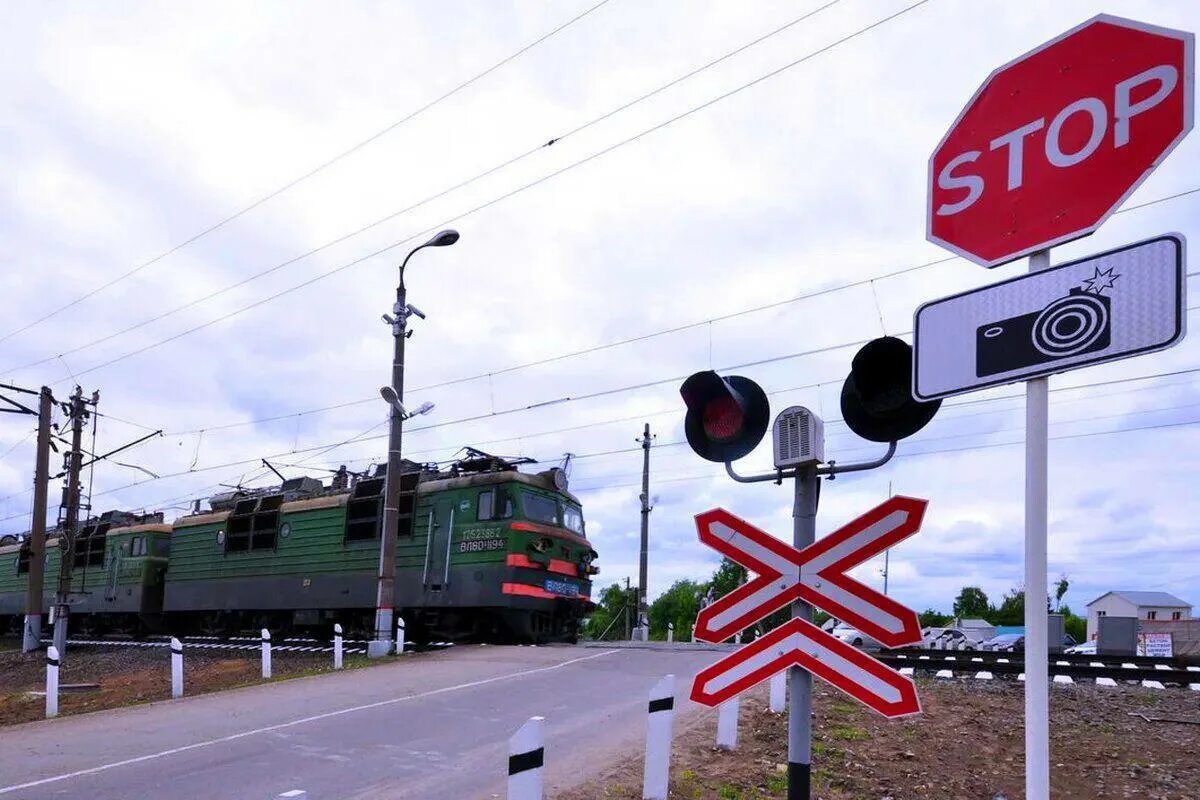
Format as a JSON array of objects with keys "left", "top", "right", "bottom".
[{"left": 975, "top": 287, "right": 1111, "bottom": 378}]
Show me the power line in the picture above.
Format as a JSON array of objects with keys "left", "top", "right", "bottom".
[
  {"left": 4, "top": 0, "right": 846, "bottom": 378},
  {"left": 571, "top": 415, "right": 1200, "bottom": 493},
  {"left": 4, "top": 359, "right": 1197, "bottom": 529},
  {"left": 0, "top": 0, "right": 616, "bottom": 347},
  {"left": 3, "top": 347, "right": 1198, "bottom": 514},
  {"left": 82, "top": 225, "right": 1200, "bottom": 437},
  {"left": 91, "top": 363, "right": 1200, "bottom": 494},
  {"left": 41, "top": 1, "right": 933, "bottom": 388},
  {"left": 0, "top": 428, "right": 37, "bottom": 462}
]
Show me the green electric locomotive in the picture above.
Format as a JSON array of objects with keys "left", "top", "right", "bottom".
[
  {"left": 0, "top": 511, "right": 171, "bottom": 635},
  {"left": 0, "top": 450, "right": 597, "bottom": 643}
]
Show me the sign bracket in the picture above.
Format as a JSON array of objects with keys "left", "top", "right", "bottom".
[{"left": 722, "top": 441, "right": 897, "bottom": 484}]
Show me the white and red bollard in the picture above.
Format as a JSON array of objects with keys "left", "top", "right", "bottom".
[
  {"left": 45, "top": 645, "right": 59, "bottom": 719},
  {"left": 333, "top": 624, "right": 344, "bottom": 670},
  {"left": 769, "top": 671, "right": 786, "bottom": 713},
  {"left": 261, "top": 629, "right": 272, "bottom": 679},
  {"left": 171, "top": 637, "right": 184, "bottom": 698},
  {"left": 716, "top": 696, "right": 739, "bottom": 750},
  {"left": 508, "top": 716, "right": 544, "bottom": 799},
  {"left": 643, "top": 675, "right": 675, "bottom": 800}
]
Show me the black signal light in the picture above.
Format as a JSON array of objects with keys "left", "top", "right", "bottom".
[
  {"left": 680, "top": 371, "right": 770, "bottom": 462},
  {"left": 840, "top": 336, "right": 941, "bottom": 443}
]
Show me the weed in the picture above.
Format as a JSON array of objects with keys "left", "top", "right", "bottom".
[{"left": 830, "top": 724, "right": 870, "bottom": 741}]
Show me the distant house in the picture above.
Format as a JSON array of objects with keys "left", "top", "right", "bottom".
[{"left": 1085, "top": 591, "right": 1193, "bottom": 640}]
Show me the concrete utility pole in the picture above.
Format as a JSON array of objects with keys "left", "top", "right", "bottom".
[
  {"left": 624, "top": 576, "right": 632, "bottom": 641},
  {"left": 21, "top": 387, "right": 53, "bottom": 652},
  {"left": 52, "top": 386, "right": 92, "bottom": 658},
  {"left": 635, "top": 423, "right": 653, "bottom": 640},
  {"left": 370, "top": 230, "right": 458, "bottom": 658}
]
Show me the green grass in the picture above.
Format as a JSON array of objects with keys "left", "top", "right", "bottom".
[{"left": 830, "top": 724, "right": 870, "bottom": 741}]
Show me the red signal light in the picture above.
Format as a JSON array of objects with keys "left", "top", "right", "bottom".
[
  {"left": 703, "top": 396, "right": 744, "bottom": 441},
  {"left": 680, "top": 370, "right": 769, "bottom": 463}
]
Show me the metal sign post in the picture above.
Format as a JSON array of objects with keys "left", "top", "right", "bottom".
[
  {"left": 1024, "top": 249, "right": 1051, "bottom": 798},
  {"left": 923, "top": 15, "right": 1194, "bottom": 800}
]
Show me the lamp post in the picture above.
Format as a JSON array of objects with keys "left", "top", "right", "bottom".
[{"left": 368, "top": 229, "right": 459, "bottom": 658}]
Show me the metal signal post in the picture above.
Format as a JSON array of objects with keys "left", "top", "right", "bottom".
[
  {"left": 682, "top": 338, "right": 938, "bottom": 800},
  {"left": 725, "top": 443, "right": 899, "bottom": 800},
  {"left": 789, "top": 465, "right": 817, "bottom": 799}
]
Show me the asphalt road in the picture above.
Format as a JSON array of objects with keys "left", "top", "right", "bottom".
[{"left": 0, "top": 644, "right": 723, "bottom": 799}]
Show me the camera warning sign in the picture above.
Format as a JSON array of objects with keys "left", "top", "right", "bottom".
[{"left": 913, "top": 234, "right": 1186, "bottom": 400}]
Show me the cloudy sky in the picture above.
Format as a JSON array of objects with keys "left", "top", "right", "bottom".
[{"left": 2, "top": 0, "right": 1198, "bottom": 619}]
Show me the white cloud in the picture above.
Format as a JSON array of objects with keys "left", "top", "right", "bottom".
[{"left": 1, "top": 0, "right": 1199, "bottom": 620}]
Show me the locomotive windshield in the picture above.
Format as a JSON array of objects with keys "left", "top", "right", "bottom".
[
  {"left": 519, "top": 491, "right": 585, "bottom": 534},
  {"left": 523, "top": 493, "right": 559, "bottom": 525},
  {"left": 563, "top": 505, "right": 583, "bottom": 534}
]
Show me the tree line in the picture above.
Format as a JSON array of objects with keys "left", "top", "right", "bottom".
[{"left": 583, "top": 566, "right": 1085, "bottom": 645}]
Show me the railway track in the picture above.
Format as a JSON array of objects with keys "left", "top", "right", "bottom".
[
  {"left": 879, "top": 649, "right": 1200, "bottom": 690},
  {"left": 38, "top": 636, "right": 456, "bottom": 656}
]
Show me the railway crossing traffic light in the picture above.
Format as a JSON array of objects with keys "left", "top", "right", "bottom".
[
  {"left": 679, "top": 371, "right": 770, "bottom": 462},
  {"left": 840, "top": 336, "right": 941, "bottom": 443}
]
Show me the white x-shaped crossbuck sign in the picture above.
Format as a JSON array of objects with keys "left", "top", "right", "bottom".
[{"left": 693, "top": 496, "right": 927, "bottom": 648}]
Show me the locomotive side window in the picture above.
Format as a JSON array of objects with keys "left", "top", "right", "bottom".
[
  {"left": 523, "top": 493, "right": 559, "bottom": 526},
  {"left": 16, "top": 546, "right": 30, "bottom": 574},
  {"left": 478, "top": 491, "right": 494, "bottom": 520},
  {"left": 252, "top": 495, "right": 283, "bottom": 550},
  {"left": 225, "top": 499, "right": 256, "bottom": 553},
  {"left": 73, "top": 523, "right": 110, "bottom": 568},
  {"left": 130, "top": 536, "right": 147, "bottom": 557},
  {"left": 345, "top": 477, "right": 384, "bottom": 542}
]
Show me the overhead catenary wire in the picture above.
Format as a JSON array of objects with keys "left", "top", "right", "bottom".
[
  {"left": 2, "top": 0, "right": 847, "bottom": 379},
  {"left": 0, "top": 0, "right": 617, "bottom": 347},
  {"left": 6, "top": 356, "right": 1197, "bottom": 525},
  {"left": 570, "top": 414, "right": 1200, "bottom": 493},
  {"left": 2, "top": 347, "right": 1199, "bottom": 514},
  {"left": 131, "top": 215, "right": 1200, "bottom": 438},
  {"left": 37, "top": 1, "right": 934, "bottom": 389}
]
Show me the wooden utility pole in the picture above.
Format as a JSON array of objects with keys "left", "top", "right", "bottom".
[
  {"left": 21, "top": 387, "right": 53, "bottom": 653},
  {"left": 636, "top": 423, "right": 653, "bottom": 640},
  {"left": 51, "top": 386, "right": 93, "bottom": 658}
]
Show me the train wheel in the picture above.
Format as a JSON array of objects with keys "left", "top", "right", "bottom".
[{"left": 199, "top": 612, "right": 227, "bottom": 637}]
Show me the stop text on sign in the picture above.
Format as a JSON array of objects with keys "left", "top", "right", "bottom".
[
  {"left": 936, "top": 64, "right": 1179, "bottom": 216},
  {"left": 927, "top": 14, "right": 1194, "bottom": 267}
]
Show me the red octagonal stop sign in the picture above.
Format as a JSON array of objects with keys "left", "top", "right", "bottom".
[{"left": 928, "top": 15, "right": 1193, "bottom": 268}]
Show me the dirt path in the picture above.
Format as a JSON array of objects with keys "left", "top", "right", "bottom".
[{"left": 562, "top": 678, "right": 1200, "bottom": 800}]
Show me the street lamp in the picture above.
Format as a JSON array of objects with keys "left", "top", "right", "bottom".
[{"left": 369, "top": 229, "right": 459, "bottom": 658}]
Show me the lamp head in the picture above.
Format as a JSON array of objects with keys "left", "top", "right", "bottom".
[{"left": 425, "top": 229, "right": 459, "bottom": 247}]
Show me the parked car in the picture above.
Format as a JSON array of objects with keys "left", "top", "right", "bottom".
[
  {"left": 1064, "top": 641, "right": 1096, "bottom": 655},
  {"left": 832, "top": 625, "right": 882, "bottom": 650},
  {"left": 923, "top": 627, "right": 978, "bottom": 650},
  {"left": 981, "top": 633, "right": 1024, "bottom": 652}
]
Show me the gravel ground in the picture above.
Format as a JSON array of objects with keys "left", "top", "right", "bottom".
[
  {"left": 0, "top": 638, "right": 360, "bottom": 726},
  {"left": 561, "top": 677, "right": 1200, "bottom": 800}
]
